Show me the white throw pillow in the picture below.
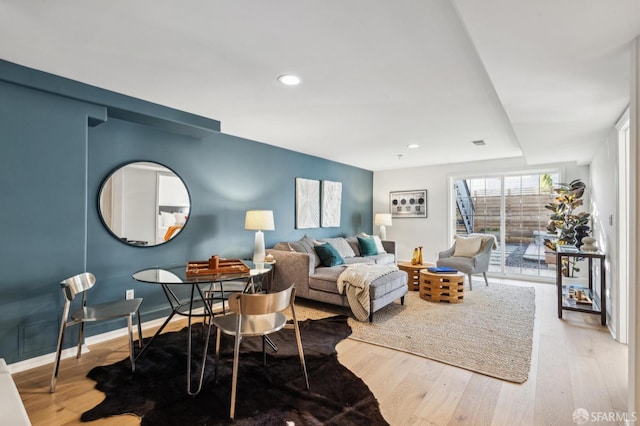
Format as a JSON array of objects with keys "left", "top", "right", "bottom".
[
  {"left": 453, "top": 235, "right": 483, "bottom": 257},
  {"left": 372, "top": 235, "right": 387, "bottom": 254}
]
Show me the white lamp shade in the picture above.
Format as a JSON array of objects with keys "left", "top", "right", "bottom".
[
  {"left": 374, "top": 213, "right": 392, "bottom": 227},
  {"left": 245, "top": 210, "right": 275, "bottom": 231}
]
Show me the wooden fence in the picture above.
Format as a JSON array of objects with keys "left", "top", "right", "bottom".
[{"left": 457, "top": 192, "right": 555, "bottom": 243}]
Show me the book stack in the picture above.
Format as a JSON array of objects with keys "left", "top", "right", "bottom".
[{"left": 427, "top": 266, "right": 458, "bottom": 274}]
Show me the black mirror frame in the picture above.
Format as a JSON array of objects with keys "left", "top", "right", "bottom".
[{"left": 97, "top": 160, "right": 191, "bottom": 248}]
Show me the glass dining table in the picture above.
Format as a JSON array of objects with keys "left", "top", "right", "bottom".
[{"left": 132, "top": 261, "right": 273, "bottom": 395}]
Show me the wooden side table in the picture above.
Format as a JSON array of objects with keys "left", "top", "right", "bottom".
[
  {"left": 419, "top": 270, "right": 465, "bottom": 303},
  {"left": 397, "top": 261, "right": 435, "bottom": 291}
]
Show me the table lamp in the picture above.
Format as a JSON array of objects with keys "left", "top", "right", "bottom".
[
  {"left": 245, "top": 210, "right": 275, "bottom": 263},
  {"left": 374, "top": 213, "right": 392, "bottom": 240}
]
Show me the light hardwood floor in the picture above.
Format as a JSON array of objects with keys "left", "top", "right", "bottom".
[{"left": 12, "top": 279, "right": 627, "bottom": 426}]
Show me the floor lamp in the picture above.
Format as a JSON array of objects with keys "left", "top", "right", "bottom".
[{"left": 245, "top": 210, "right": 275, "bottom": 263}]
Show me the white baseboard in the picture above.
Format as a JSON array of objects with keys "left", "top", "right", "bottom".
[{"left": 7, "top": 303, "right": 221, "bottom": 374}]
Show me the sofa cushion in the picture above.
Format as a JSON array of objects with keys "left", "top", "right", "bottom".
[
  {"left": 453, "top": 235, "right": 483, "bottom": 257},
  {"left": 319, "top": 237, "right": 356, "bottom": 258},
  {"left": 368, "top": 270, "right": 407, "bottom": 299},
  {"left": 290, "top": 235, "right": 321, "bottom": 268},
  {"left": 273, "top": 242, "right": 294, "bottom": 251},
  {"left": 308, "top": 278, "right": 340, "bottom": 293},
  {"left": 345, "top": 236, "right": 361, "bottom": 257},
  {"left": 310, "top": 267, "right": 407, "bottom": 299},
  {"left": 289, "top": 241, "right": 305, "bottom": 252},
  {"left": 370, "top": 271, "right": 408, "bottom": 314},
  {"left": 344, "top": 257, "right": 375, "bottom": 265},
  {"left": 309, "top": 266, "right": 345, "bottom": 293},
  {"left": 437, "top": 256, "right": 473, "bottom": 274},
  {"left": 370, "top": 253, "right": 396, "bottom": 265},
  {"left": 314, "top": 243, "right": 345, "bottom": 267},
  {"left": 358, "top": 236, "right": 379, "bottom": 256},
  {"left": 372, "top": 235, "right": 387, "bottom": 253}
]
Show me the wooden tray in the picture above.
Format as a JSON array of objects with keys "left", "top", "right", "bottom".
[{"left": 186, "top": 257, "right": 250, "bottom": 276}]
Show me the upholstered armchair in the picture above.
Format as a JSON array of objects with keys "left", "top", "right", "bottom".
[{"left": 436, "top": 233, "right": 497, "bottom": 290}]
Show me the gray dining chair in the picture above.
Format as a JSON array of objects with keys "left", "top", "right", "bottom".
[
  {"left": 437, "top": 233, "right": 497, "bottom": 290},
  {"left": 212, "top": 284, "right": 309, "bottom": 420},
  {"left": 50, "top": 272, "right": 143, "bottom": 392}
]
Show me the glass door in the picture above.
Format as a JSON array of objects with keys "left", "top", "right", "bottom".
[
  {"left": 453, "top": 172, "right": 559, "bottom": 279},
  {"left": 503, "top": 174, "right": 557, "bottom": 278}
]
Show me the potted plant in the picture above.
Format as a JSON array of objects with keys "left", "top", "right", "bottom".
[{"left": 543, "top": 179, "right": 590, "bottom": 277}]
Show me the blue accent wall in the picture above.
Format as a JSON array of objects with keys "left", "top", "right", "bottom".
[{"left": 0, "top": 59, "right": 373, "bottom": 364}]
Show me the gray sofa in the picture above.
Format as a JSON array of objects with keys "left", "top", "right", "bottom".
[{"left": 266, "top": 235, "right": 408, "bottom": 321}]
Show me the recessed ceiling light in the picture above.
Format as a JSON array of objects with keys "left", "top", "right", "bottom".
[
  {"left": 472, "top": 140, "right": 486, "bottom": 146},
  {"left": 407, "top": 143, "right": 420, "bottom": 149},
  {"left": 278, "top": 74, "right": 301, "bottom": 86}
]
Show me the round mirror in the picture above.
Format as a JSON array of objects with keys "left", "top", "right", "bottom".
[{"left": 99, "top": 161, "right": 190, "bottom": 247}]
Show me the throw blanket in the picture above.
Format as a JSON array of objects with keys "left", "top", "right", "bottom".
[{"left": 337, "top": 263, "right": 399, "bottom": 321}]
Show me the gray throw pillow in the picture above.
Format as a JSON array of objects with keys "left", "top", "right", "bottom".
[
  {"left": 272, "top": 242, "right": 293, "bottom": 252},
  {"left": 320, "top": 237, "right": 356, "bottom": 258},
  {"left": 345, "top": 236, "right": 361, "bottom": 257},
  {"left": 295, "top": 235, "right": 321, "bottom": 268},
  {"left": 288, "top": 241, "right": 305, "bottom": 253}
]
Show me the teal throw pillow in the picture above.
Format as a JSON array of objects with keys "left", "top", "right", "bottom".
[
  {"left": 314, "top": 243, "right": 345, "bottom": 267},
  {"left": 358, "top": 236, "right": 379, "bottom": 256}
]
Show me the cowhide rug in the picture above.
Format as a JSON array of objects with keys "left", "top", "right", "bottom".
[{"left": 81, "top": 315, "right": 388, "bottom": 425}]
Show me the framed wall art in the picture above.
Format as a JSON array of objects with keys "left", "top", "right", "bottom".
[
  {"left": 390, "top": 189, "right": 427, "bottom": 218},
  {"left": 295, "top": 178, "right": 320, "bottom": 229},
  {"left": 321, "top": 180, "right": 342, "bottom": 227}
]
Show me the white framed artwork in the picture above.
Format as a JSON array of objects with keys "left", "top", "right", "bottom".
[
  {"left": 295, "top": 178, "right": 320, "bottom": 229},
  {"left": 390, "top": 189, "right": 427, "bottom": 218},
  {"left": 321, "top": 180, "right": 342, "bottom": 227}
]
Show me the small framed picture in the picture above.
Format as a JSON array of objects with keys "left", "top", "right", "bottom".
[{"left": 390, "top": 190, "right": 427, "bottom": 218}]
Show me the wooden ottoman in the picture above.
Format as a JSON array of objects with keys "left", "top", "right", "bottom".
[
  {"left": 419, "top": 270, "right": 465, "bottom": 303},
  {"left": 397, "top": 261, "right": 434, "bottom": 291}
]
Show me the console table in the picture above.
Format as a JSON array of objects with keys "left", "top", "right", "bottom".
[{"left": 555, "top": 247, "right": 606, "bottom": 325}]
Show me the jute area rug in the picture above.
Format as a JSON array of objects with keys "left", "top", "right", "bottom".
[{"left": 294, "top": 282, "right": 535, "bottom": 383}]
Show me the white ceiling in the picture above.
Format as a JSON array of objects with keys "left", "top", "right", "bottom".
[{"left": 0, "top": 0, "right": 638, "bottom": 171}]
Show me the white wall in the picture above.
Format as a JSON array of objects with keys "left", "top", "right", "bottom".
[
  {"left": 373, "top": 157, "right": 588, "bottom": 265},
  {"left": 629, "top": 35, "right": 639, "bottom": 426},
  {"left": 122, "top": 167, "right": 157, "bottom": 243},
  {"left": 589, "top": 127, "right": 619, "bottom": 337},
  {"left": 158, "top": 173, "right": 190, "bottom": 207}
]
